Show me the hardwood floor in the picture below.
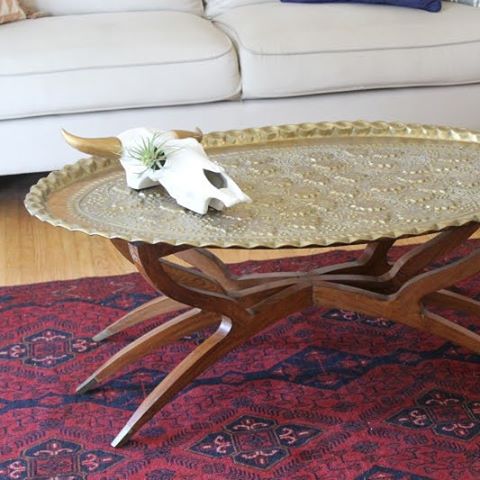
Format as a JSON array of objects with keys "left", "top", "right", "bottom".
[
  {"left": 1, "top": 174, "right": 133, "bottom": 286},
  {"left": 3, "top": 173, "right": 477, "bottom": 287}
]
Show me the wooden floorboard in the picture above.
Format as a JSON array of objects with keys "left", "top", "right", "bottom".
[{"left": 2, "top": 173, "right": 477, "bottom": 287}]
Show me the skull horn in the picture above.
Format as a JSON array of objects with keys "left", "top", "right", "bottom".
[
  {"left": 61, "top": 129, "right": 122, "bottom": 159},
  {"left": 172, "top": 128, "right": 203, "bottom": 142}
]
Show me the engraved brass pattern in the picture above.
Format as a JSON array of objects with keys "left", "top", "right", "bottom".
[{"left": 25, "top": 121, "right": 480, "bottom": 248}]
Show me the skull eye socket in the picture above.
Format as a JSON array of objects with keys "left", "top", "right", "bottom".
[{"left": 203, "top": 169, "right": 227, "bottom": 189}]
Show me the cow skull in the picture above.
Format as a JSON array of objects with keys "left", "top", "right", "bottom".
[{"left": 62, "top": 128, "right": 251, "bottom": 215}]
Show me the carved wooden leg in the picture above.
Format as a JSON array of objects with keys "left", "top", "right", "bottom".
[
  {"left": 111, "top": 238, "right": 134, "bottom": 263},
  {"left": 314, "top": 281, "right": 480, "bottom": 354},
  {"left": 417, "top": 308, "right": 480, "bottom": 353},
  {"left": 110, "top": 242, "right": 314, "bottom": 446},
  {"left": 78, "top": 309, "right": 220, "bottom": 394},
  {"left": 93, "top": 239, "right": 193, "bottom": 342},
  {"left": 318, "top": 224, "right": 480, "bottom": 294},
  {"left": 111, "top": 316, "right": 239, "bottom": 447},
  {"left": 397, "top": 248, "right": 480, "bottom": 303},
  {"left": 177, "top": 248, "right": 304, "bottom": 289},
  {"left": 382, "top": 223, "right": 479, "bottom": 290},
  {"left": 236, "top": 239, "right": 396, "bottom": 286},
  {"left": 425, "top": 290, "right": 480, "bottom": 317},
  {"left": 176, "top": 239, "right": 396, "bottom": 294},
  {"left": 315, "top": 239, "right": 394, "bottom": 276},
  {"left": 93, "top": 296, "right": 189, "bottom": 341},
  {"left": 175, "top": 249, "right": 248, "bottom": 290},
  {"left": 111, "top": 282, "right": 313, "bottom": 447},
  {"left": 314, "top": 228, "right": 480, "bottom": 354}
]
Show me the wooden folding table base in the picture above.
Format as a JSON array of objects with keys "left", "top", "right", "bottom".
[{"left": 77, "top": 223, "right": 480, "bottom": 447}]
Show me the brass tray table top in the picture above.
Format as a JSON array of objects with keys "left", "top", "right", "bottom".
[
  {"left": 25, "top": 121, "right": 480, "bottom": 248},
  {"left": 25, "top": 121, "right": 480, "bottom": 448}
]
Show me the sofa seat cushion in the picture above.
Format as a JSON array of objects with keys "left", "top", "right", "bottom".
[
  {"left": 0, "top": 11, "right": 240, "bottom": 119},
  {"left": 214, "top": 2, "right": 480, "bottom": 99}
]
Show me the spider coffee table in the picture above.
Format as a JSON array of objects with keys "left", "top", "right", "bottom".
[{"left": 25, "top": 121, "right": 480, "bottom": 447}]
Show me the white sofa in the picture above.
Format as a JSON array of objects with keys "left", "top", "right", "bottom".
[{"left": 1, "top": 0, "right": 480, "bottom": 175}]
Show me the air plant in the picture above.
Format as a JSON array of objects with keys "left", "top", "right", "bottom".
[{"left": 127, "top": 133, "right": 169, "bottom": 171}]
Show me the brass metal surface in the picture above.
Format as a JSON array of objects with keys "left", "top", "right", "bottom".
[{"left": 25, "top": 121, "right": 480, "bottom": 248}]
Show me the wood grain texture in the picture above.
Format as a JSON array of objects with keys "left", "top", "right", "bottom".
[
  {"left": 78, "top": 309, "right": 220, "bottom": 395},
  {"left": 92, "top": 295, "right": 189, "bottom": 342}
]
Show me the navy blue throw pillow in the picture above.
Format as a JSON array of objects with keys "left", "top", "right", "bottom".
[{"left": 281, "top": 0, "right": 441, "bottom": 12}]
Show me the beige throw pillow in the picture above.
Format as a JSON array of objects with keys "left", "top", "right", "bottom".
[{"left": 0, "top": 0, "right": 26, "bottom": 24}]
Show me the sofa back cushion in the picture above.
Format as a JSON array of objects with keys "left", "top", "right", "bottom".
[
  {"left": 447, "top": 0, "right": 480, "bottom": 5},
  {"left": 21, "top": 0, "right": 203, "bottom": 16},
  {"left": 205, "top": 0, "right": 277, "bottom": 17}
]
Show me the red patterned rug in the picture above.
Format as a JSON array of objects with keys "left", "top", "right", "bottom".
[{"left": 1, "top": 244, "right": 480, "bottom": 480}]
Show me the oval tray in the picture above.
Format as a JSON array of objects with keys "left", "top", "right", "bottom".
[{"left": 25, "top": 121, "right": 480, "bottom": 248}]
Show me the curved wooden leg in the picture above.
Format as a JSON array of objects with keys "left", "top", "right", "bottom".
[
  {"left": 110, "top": 282, "right": 313, "bottom": 447},
  {"left": 425, "top": 290, "right": 480, "bottom": 317},
  {"left": 314, "top": 232, "right": 480, "bottom": 354},
  {"left": 176, "top": 241, "right": 397, "bottom": 292},
  {"left": 314, "top": 224, "right": 480, "bottom": 295},
  {"left": 316, "top": 239, "right": 394, "bottom": 276},
  {"left": 175, "top": 249, "right": 246, "bottom": 290},
  {"left": 111, "top": 238, "right": 134, "bottom": 263},
  {"left": 382, "top": 223, "right": 479, "bottom": 289},
  {"left": 111, "top": 316, "right": 242, "bottom": 447},
  {"left": 398, "top": 249, "right": 480, "bottom": 304},
  {"left": 93, "top": 296, "right": 188, "bottom": 342},
  {"left": 314, "top": 280, "right": 480, "bottom": 354},
  {"left": 78, "top": 309, "right": 220, "bottom": 394},
  {"left": 418, "top": 307, "right": 480, "bottom": 354}
]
